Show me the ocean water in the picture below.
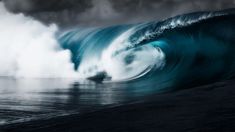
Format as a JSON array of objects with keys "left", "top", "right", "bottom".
[{"left": 0, "top": 79, "right": 154, "bottom": 126}]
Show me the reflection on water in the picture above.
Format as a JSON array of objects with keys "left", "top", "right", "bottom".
[{"left": 0, "top": 78, "right": 157, "bottom": 125}]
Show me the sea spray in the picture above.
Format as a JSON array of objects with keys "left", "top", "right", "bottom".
[{"left": 0, "top": 3, "right": 78, "bottom": 78}]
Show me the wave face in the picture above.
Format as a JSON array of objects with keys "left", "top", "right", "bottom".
[{"left": 59, "top": 10, "right": 235, "bottom": 91}]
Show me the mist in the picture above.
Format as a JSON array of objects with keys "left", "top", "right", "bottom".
[{"left": 0, "top": 2, "right": 78, "bottom": 78}]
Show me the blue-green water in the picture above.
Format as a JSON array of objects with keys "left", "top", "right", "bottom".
[{"left": 59, "top": 10, "right": 235, "bottom": 92}]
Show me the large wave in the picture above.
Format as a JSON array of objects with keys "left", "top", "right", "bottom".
[
  {"left": 60, "top": 9, "right": 235, "bottom": 91},
  {"left": 1, "top": 2, "right": 235, "bottom": 91}
]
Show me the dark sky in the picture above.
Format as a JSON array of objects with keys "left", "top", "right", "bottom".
[{"left": 2, "top": 0, "right": 235, "bottom": 27}]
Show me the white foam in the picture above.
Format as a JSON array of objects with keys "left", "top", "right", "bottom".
[
  {"left": 101, "top": 29, "right": 165, "bottom": 81},
  {"left": 0, "top": 3, "right": 79, "bottom": 78}
]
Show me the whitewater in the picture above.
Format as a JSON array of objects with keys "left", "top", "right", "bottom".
[{"left": 0, "top": 3, "right": 78, "bottom": 78}]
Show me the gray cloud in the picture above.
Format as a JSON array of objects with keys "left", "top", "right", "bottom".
[
  {"left": 2, "top": 0, "right": 235, "bottom": 28},
  {"left": 3, "top": 0, "right": 91, "bottom": 13}
]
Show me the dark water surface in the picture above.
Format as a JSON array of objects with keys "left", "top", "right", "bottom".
[
  {"left": 1, "top": 79, "right": 235, "bottom": 132},
  {"left": 0, "top": 78, "right": 156, "bottom": 126}
]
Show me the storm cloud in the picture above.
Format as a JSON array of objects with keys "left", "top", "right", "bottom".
[{"left": 2, "top": 0, "right": 235, "bottom": 27}]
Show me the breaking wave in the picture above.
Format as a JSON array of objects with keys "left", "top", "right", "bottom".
[
  {"left": 1, "top": 1, "right": 235, "bottom": 91},
  {"left": 60, "top": 9, "right": 235, "bottom": 90}
]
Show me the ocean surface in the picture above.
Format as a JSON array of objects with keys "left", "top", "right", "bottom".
[{"left": 0, "top": 78, "right": 152, "bottom": 126}]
